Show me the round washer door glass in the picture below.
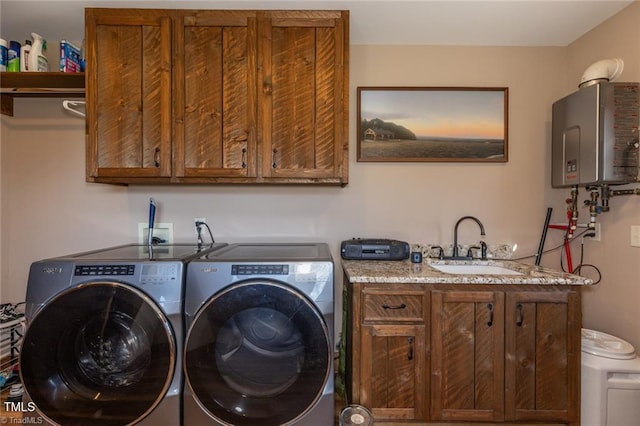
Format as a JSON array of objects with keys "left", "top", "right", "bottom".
[
  {"left": 20, "top": 282, "right": 175, "bottom": 425},
  {"left": 185, "top": 281, "right": 331, "bottom": 426}
]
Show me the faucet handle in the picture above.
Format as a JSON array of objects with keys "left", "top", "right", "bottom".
[
  {"left": 466, "top": 246, "right": 480, "bottom": 258},
  {"left": 466, "top": 242, "right": 488, "bottom": 260},
  {"left": 429, "top": 245, "right": 445, "bottom": 259},
  {"left": 480, "top": 241, "right": 488, "bottom": 260}
]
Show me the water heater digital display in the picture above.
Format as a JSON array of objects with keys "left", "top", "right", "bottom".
[{"left": 552, "top": 82, "right": 639, "bottom": 188}]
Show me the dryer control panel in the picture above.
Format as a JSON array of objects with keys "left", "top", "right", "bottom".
[{"left": 232, "top": 264, "right": 289, "bottom": 275}]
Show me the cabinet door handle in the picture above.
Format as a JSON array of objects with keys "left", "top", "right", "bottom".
[
  {"left": 154, "top": 148, "right": 160, "bottom": 168},
  {"left": 272, "top": 149, "right": 278, "bottom": 168},
  {"left": 382, "top": 303, "right": 406, "bottom": 310},
  {"left": 407, "top": 337, "right": 414, "bottom": 360},
  {"left": 516, "top": 303, "right": 524, "bottom": 327},
  {"left": 241, "top": 148, "right": 247, "bottom": 169},
  {"left": 487, "top": 303, "right": 494, "bottom": 327}
]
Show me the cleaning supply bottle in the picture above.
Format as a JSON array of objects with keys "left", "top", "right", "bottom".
[
  {"left": 20, "top": 40, "right": 31, "bottom": 71},
  {"left": 0, "top": 39, "right": 7, "bottom": 72},
  {"left": 28, "top": 33, "right": 48, "bottom": 72},
  {"left": 7, "top": 41, "right": 20, "bottom": 72}
]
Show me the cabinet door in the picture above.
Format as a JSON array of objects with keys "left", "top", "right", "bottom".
[
  {"left": 360, "top": 324, "right": 426, "bottom": 421},
  {"left": 258, "top": 11, "right": 349, "bottom": 184},
  {"left": 505, "top": 290, "right": 580, "bottom": 423},
  {"left": 174, "top": 11, "right": 258, "bottom": 179},
  {"left": 431, "top": 290, "right": 505, "bottom": 422},
  {"left": 86, "top": 9, "right": 172, "bottom": 180}
]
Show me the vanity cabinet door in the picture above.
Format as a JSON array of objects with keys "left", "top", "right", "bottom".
[
  {"left": 258, "top": 11, "right": 349, "bottom": 184},
  {"left": 86, "top": 9, "right": 172, "bottom": 181},
  {"left": 360, "top": 324, "right": 427, "bottom": 421},
  {"left": 173, "top": 11, "right": 258, "bottom": 179},
  {"left": 347, "top": 284, "right": 428, "bottom": 422},
  {"left": 431, "top": 290, "right": 505, "bottom": 422},
  {"left": 504, "top": 290, "right": 580, "bottom": 423}
]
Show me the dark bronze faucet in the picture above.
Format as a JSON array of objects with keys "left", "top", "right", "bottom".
[{"left": 451, "top": 216, "right": 486, "bottom": 260}]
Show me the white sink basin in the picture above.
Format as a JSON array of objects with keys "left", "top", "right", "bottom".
[{"left": 430, "top": 263, "right": 524, "bottom": 276}]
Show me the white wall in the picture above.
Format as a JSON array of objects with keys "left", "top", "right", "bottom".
[
  {"left": 563, "top": 1, "right": 640, "bottom": 349},
  {"left": 1, "top": 45, "right": 566, "bottom": 316},
  {"left": 4, "top": 6, "right": 638, "bottom": 351},
  {"left": 1, "top": 105, "right": 131, "bottom": 303}
]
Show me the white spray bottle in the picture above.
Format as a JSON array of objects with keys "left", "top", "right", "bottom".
[{"left": 28, "top": 33, "right": 48, "bottom": 72}]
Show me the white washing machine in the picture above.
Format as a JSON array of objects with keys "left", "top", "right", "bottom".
[
  {"left": 184, "top": 243, "right": 334, "bottom": 426},
  {"left": 581, "top": 328, "right": 640, "bottom": 426},
  {"left": 20, "top": 243, "right": 226, "bottom": 425}
]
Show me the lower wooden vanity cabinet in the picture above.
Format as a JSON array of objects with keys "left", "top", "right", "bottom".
[
  {"left": 346, "top": 281, "right": 581, "bottom": 425},
  {"left": 349, "top": 285, "right": 429, "bottom": 421}
]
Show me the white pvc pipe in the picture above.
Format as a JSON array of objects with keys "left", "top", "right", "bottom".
[{"left": 579, "top": 58, "right": 624, "bottom": 88}]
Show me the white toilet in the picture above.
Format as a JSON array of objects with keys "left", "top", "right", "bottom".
[{"left": 581, "top": 328, "right": 640, "bottom": 425}]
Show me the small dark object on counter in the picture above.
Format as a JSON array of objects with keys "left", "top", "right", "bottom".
[{"left": 341, "top": 238, "right": 410, "bottom": 260}]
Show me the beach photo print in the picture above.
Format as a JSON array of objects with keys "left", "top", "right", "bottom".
[{"left": 357, "top": 87, "right": 509, "bottom": 162}]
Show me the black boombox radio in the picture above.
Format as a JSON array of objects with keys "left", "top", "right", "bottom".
[{"left": 340, "top": 238, "right": 410, "bottom": 261}]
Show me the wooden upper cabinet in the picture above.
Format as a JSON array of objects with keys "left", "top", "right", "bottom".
[
  {"left": 258, "top": 11, "right": 349, "bottom": 184},
  {"left": 173, "top": 11, "right": 258, "bottom": 178},
  {"left": 85, "top": 8, "right": 348, "bottom": 185},
  {"left": 86, "top": 9, "right": 172, "bottom": 180}
]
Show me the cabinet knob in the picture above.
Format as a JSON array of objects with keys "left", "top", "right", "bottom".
[
  {"left": 154, "top": 148, "right": 160, "bottom": 168},
  {"left": 241, "top": 148, "right": 247, "bottom": 169},
  {"left": 272, "top": 148, "right": 278, "bottom": 168}
]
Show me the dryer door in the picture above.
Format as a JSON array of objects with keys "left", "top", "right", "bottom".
[
  {"left": 20, "top": 282, "right": 175, "bottom": 425},
  {"left": 184, "top": 280, "right": 332, "bottom": 426}
]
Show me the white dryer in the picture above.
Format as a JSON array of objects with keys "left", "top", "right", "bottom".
[
  {"left": 184, "top": 243, "right": 335, "bottom": 425},
  {"left": 20, "top": 243, "right": 226, "bottom": 425}
]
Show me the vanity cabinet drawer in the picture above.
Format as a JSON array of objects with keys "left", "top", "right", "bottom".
[{"left": 362, "top": 290, "right": 425, "bottom": 322}]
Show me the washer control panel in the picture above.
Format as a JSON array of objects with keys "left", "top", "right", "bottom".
[
  {"left": 74, "top": 263, "right": 180, "bottom": 283},
  {"left": 140, "top": 263, "right": 180, "bottom": 283},
  {"left": 75, "top": 264, "right": 135, "bottom": 276}
]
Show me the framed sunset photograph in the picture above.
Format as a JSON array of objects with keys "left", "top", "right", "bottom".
[{"left": 357, "top": 87, "right": 509, "bottom": 162}]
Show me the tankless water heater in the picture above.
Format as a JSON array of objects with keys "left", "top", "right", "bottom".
[{"left": 552, "top": 82, "right": 639, "bottom": 188}]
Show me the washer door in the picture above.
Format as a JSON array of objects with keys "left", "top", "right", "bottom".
[
  {"left": 20, "top": 282, "right": 175, "bottom": 425},
  {"left": 185, "top": 281, "right": 331, "bottom": 426}
]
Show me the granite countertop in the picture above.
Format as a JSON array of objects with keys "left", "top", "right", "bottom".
[{"left": 341, "top": 258, "right": 593, "bottom": 285}]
